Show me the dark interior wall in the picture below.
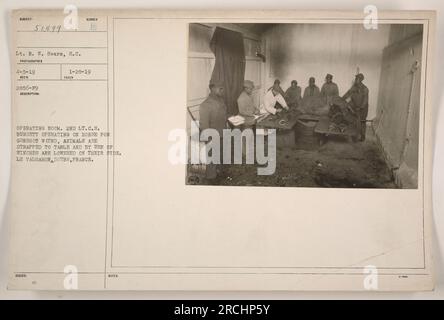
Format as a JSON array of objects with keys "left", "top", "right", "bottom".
[
  {"left": 374, "top": 24, "right": 423, "bottom": 188},
  {"left": 262, "top": 24, "right": 391, "bottom": 119}
]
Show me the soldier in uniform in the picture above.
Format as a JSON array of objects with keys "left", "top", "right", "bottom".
[
  {"left": 199, "top": 80, "right": 228, "bottom": 182},
  {"left": 284, "top": 80, "right": 302, "bottom": 109},
  {"left": 302, "top": 77, "right": 322, "bottom": 114},
  {"left": 237, "top": 80, "right": 259, "bottom": 127},
  {"left": 320, "top": 74, "right": 339, "bottom": 106},
  {"left": 303, "top": 77, "right": 321, "bottom": 99},
  {"left": 342, "top": 73, "right": 369, "bottom": 141}
]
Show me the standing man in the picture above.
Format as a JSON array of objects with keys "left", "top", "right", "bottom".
[
  {"left": 342, "top": 73, "right": 369, "bottom": 141},
  {"left": 237, "top": 80, "right": 259, "bottom": 127},
  {"left": 320, "top": 74, "right": 339, "bottom": 106},
  {"left": 284, "top": 80, "right": 302, "bottom": 108},
  {"left": 303, "top": 77, "right": 321, "bottom": 99},
  {"left": 302, "top": 77, "right": 322, "bottom": 114},
  {"left": 199, "top": 80, "right": 228, "bottom": 182}
]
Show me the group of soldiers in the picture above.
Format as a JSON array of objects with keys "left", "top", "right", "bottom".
[
  {"left": 281, "top": 73, "right": 369, "bottom": 140},
  {"left": 198, "top": 73, "right": 369, "bottom": 182},
  {"left": 266, "top": 73, "right": 369, "bottom": 139},
  {"left": 201, "top": 73, "right": 369, "bottom": 140}
]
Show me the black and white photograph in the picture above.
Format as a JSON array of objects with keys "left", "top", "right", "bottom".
[
  {"left": 186, "top": 22, "right": 424, "bottom": 188},
  {"left": 2, "top": 6, "right": 440, "bottom": 296}
]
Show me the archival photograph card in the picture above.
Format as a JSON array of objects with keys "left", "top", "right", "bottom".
[{"left": 8, "top": 9, "right": 435, "bottom": 291}]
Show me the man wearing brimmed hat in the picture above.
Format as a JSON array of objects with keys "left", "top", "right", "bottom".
[
  {"left": 237, "top": 80, "right": 259, "bottom": 127},
  {"left": 342, "top": 73, "right": 369, "bottom": 141},
  {"left": 321, "top": 74, "right": 339, "bottom": 106}
]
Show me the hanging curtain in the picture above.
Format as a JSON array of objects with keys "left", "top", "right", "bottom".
[{"left": 210, "top": 27, "right": 246, "bottom": 116}]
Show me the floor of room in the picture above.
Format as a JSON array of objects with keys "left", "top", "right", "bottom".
[{"left": 200, "top": 127, "right": 397, "bottom": 188}]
